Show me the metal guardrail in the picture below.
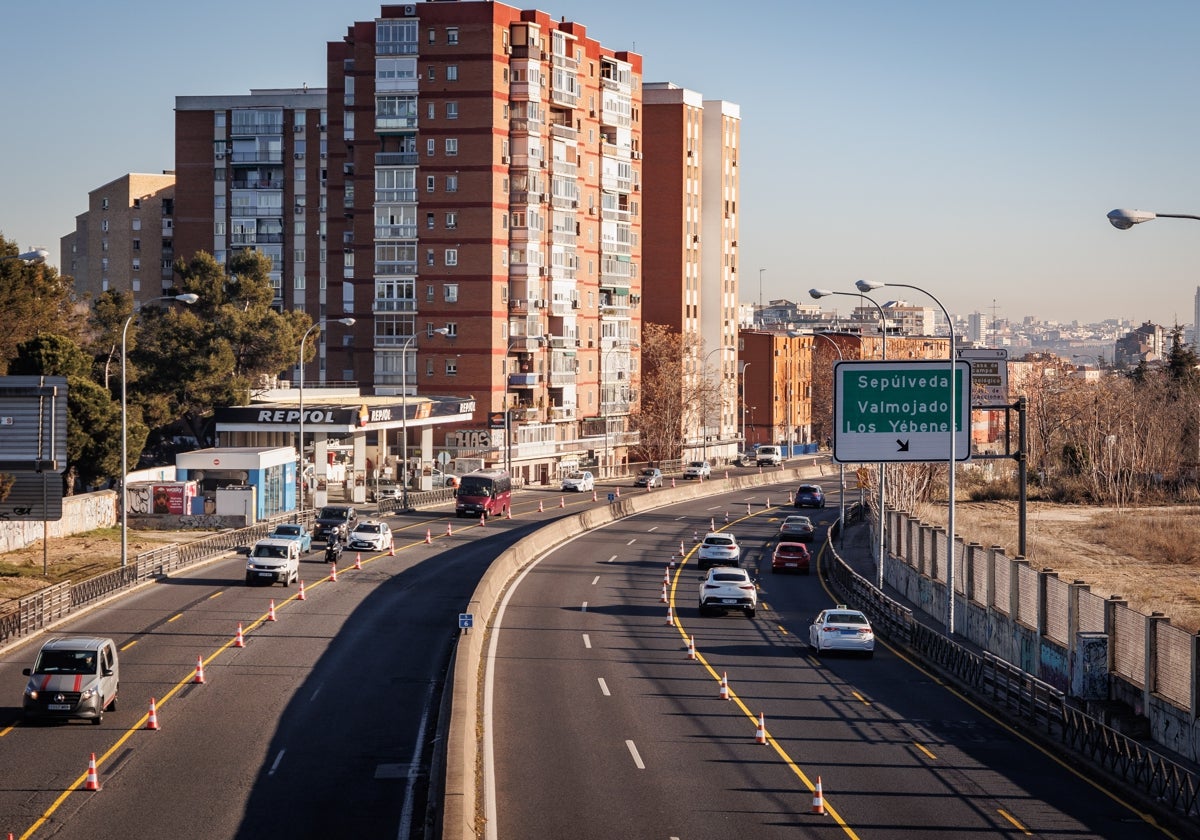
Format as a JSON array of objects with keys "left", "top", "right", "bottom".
[{"left": 823, "top": 512, "right": 1200, "bottom": 826}]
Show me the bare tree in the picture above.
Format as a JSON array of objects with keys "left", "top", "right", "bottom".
[{"left": 630, "top": 325, "right": 720, "bottom": 463}]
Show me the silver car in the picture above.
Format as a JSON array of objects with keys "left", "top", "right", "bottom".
[
  {"left": 696, "top": 532, "right": 740, "bottom": 570},
  {"left": 698, "top": 567, "right": 757, "bottom": 617},
  {"left": 809, "top": 607, "right": 875, "bottom": 657}
]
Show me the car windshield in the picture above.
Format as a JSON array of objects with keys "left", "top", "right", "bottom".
[
  {"left": 253, "top": 545, "right": 289, "bottom": 558},
  {"left": 640, "top": 469, "right": 657, "bottom": 476},
  {"left": 35, "top": 649, "right": 97, "bottom": 674},
  {"left": 319, "top": 507, "right": 349, "bottom": 520},
  {"left": 567, "top": 473, "right": 587, "bottom": 480},
  {"left": 356, "top": 524, "right": 382, "bottom": 534},
  {"left": 689, "top": 462, "right": 705, "bottom": 468},
  {"left": 275, "top": 526, "right": 300, "bottom": 535},
  {"left": 828, "top": 612, "right": 868, "bottom": 625},
  {"left": 458, "top": 478, "right": 493, "bottom": 496}
]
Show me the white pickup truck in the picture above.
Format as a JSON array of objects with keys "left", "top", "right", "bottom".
[{"left": 245, "top": 538, "right": 300, "bottom": 586}]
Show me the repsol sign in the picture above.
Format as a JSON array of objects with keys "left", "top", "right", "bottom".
[{"left": 257, "top": 409, "right": 338, "bottom": 423}]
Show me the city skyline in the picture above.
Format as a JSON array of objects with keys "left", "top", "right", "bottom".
[{"left": 4, "top": 0, "right": 1200, "bottom": 326}]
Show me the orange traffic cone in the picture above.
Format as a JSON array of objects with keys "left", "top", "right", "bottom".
[
  {"left": 354, "top": 553, "right": 363, "bottom": 570},
  {"left": 724, "top": 470, "right": 729, "bottom": 480},
  {"left": 660, "top": 583, "right": 668, "bottom": 603},
  {"left": 687, "top": 635, "right": 696, "bottom": 660},
  {"left": 234, "top": 622, "right": 246, "bottom": 647},
  {"left": 679, "top": 540, "right": 685, "bottom": 556},
  {"left": 329, "top": 563, "right": 338, "bottom": 582},
  {"left": 720, "top": 673, "right": 730, "bottom": 700},
  {"left": 811, "top": 776, "right": 826, "bottom": 814},
  {"left": 693, "top": 529, "right": 698, "bottom": 542},
  {"left": 755, "top": 712, "right": 767, "bottom": 744},
  {"left": 559, "top": 496, "right": 565, "bottom": 508},
  {"left": 592, "top": 489, "right": 597, "bottom": 502},
  {"left": 710, "top": 517, "right": 715, "bottom": 530},
  {"left": 724, "top": 511, "right": 729, "bottom": 523},
  {"left": 665, "top": 605, "right": 674, "bottom": 626},
  {"left": 389, "top": 540, "right": 395, "bottom": 556},
  {"left": 446, "top": 521, "right": 454, "bottom": 536},
  {"left": 147, "top": 697, "right": 160, "bottom": 730},
  {"left": 766, "top": 495, "right": 771, "bottom": 508},
  {"left": 747, "top": 502, "right": 752, "bottom": 515},
  {"left": 615, "top": 487, "right": 621, "bottom": 498},
  {"left": 85, "top": 752, "right": 101, "bottom": 791},
  {"left": 663, "top": 566, "right": 670, "bottom": 583},
  {"left": 193, "top": 655, "right": 206, "bottom": 684},
  {"left": 538, "top": 500, "right": 544, "bottom": 513},
  {"left": 671, "top": 477, "right": 676, "bottom": 487},
  {"left": 668, "top": 556, "right": 675, "bottom": 569},
  {"left": 758, "top": 465, "right": 763, "bottom": 474},
  {"left": 298, "top": 580, "right": 307, "bottom": 600},
  {"left": 267, "top": 600, "right": 277, "bottom": 621},
  {"left": 506, "top": 506, "right": 513, "bottom": 519},
  {"left": 425, "top": 529, "right": 433, "bottom": 544}
]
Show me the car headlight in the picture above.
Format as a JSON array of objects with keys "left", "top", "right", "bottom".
[
  {"left": 80, "top": 688, "right": 96, "bottom": 701},
  {"left": 25, "top": 688, "right": 38, "bottom": 700}
]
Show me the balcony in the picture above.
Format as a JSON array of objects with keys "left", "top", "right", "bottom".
[
  {"left": 231, "top": 179, "right": 285, "bottom": 190},
  {"left": 508, "top": 373, "right": 540, "bottom": 388},
  {"left": 549, "top": 122, "right": 578, "bottom": 142},
  {"left": 375, "top": 224, "right": 418, "bottom": 240},
  {"left": 549, "top": 406, "right": 576, "bottom": 422},
  {"left": 508, "top": 299, "right": 530, "bottom": 313},
  {"left": 231, "top": 151, "right": 284, "bottom": 164},
  {"left": 548, "top": 370, "right": 573, "bottom": 387},
  {"left": 372, "top": 298, "right": 418, "bottom": 313},
  {"left": 376, "top": 116, "right": 419, "bottom": 132},
  {"left": 375, "top": 152, "right": 419, "bottom": 166}
]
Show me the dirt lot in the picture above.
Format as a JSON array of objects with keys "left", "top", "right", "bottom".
[{"left": 4, "top": 502, "right": 1200, "bottom": 632}]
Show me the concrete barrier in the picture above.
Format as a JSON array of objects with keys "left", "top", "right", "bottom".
[{"left": 441, "top": 462, "right": 830, "bottom": 839}]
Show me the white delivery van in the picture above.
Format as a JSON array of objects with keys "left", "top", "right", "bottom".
[
  {"left": 756, "top": 445, "right": 784, "bottom": 466},
  {"left": 245, "top": 538, "right": 300, "bottom": 586},
  {"left": 23, "top": 636, "right": 120, "bottom": 725}
]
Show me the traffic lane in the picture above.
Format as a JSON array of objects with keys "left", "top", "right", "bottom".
[
  {"left": 493, "top": 508, "right": 848, "bottom": 840},
  {"left": 0, "top": 517, "right": 542, "bottom": 840},
  {"left": 757, "top": 544, "right": 1168, "bottom": 838}
]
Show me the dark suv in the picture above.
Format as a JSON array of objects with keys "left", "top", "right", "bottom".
[
  {"left": 794, "top": 484, "right": 825, "bottom": 508},
  {"left": 314, "top": 505, "right": 357, "bottom": 542}
]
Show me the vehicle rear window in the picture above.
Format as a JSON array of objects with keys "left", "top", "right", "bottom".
[
  {"left": 829, "top": 613, "right": 868, "bottom": 625},
  {"left": 705, "top": 537, "right": 733, "bottom": 546},
  {"left": 713, "top": 573, "right": 746, "bottom": 582}
]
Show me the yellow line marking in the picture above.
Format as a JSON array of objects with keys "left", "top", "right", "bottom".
[
  {"left": 997, "top": 808, "right": 1031, "bottom": 835},
  {"left": 208, "top": 591, "right": 222, "bottom": 599},
  {"left": 119, "top": 640, "right": 138, "bottom": 651},
  {"left": 914, "top": 741, "right": 937, "bottom": 760},
  {"left": 167, "top": 613, "right": 182, "bottom": 622},
  {"left": 776, "top": 624, "right": 789, "bottom": 635},
  {"left": 851, "top": 690, "right": 871, "bottom": 706},
  {"left": 0, "top": 724, "right": 14, "bottom": 738}
]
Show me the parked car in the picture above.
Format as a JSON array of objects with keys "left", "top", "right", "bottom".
[
  {"left": 771, "top": 541, "right": 811, "bottom": 574},
  {"left": 267, "top": 522, "right": 313, "bottom": 553},
  {"left": 683, "top": 460, "right": 712, "bottom": 479},
  {"left": 371, "top": 483, "right": 402, "bottom": 502},
  {"left": 561, "top": 471, "right": 595, "bottom": 492},
  {"left": 698, "top": 567, "right": 757, "bottom": 617},
  {"left": 779, "top": 515, "right": 815, "bottom": 542},
  {"left": 696, "top": 532, "right": 741, "bottom": 570},
  {"left": 733, "top": 451, "right": 756, "bottom": 467},
  {"left": 246, "top": 538, "right": 300, "bottom": 587},
  {"left": 634, "top": 467, "right": 663, "bottom": 488},
  {"left": 756, "top": 445, "right": 784, "bottom": 466},
  {"left": 429, "top": 469, "right": 460, "bottom": 488},
  {"left": 809, "top": 606, "right": 875, "bottom": 657},
  {"left": 794, "top": 484, "right": 826, "bottom": 509},
  {"left": 22, "top": 636, "right": 120, "bottom": 725},
  {"left": 314, "top": 505, "right": 357, "bottom": 542},
  {"left": 347, "top": 520, "right": 393, "bottom": 552}
]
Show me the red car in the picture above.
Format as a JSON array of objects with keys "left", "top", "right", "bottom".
[{"left": 771, "top": 541, "right": 811, "bottom": 574}]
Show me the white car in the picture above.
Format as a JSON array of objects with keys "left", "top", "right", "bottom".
[
  {"left": 683, "top": 461, "right": 712, "bottom": 479},
  {"left": 696, "top": 531, "right": 740, "bottom": 570},
  {"left": 809, "top": 606, "right": 875, "bottom": 658},
  {"left": 347, "top": 520, "right": 393, "bottom": 552},
  {"left": 698, "top": 567, "right": 757, "bottom": 617},
  {"left": 561, "top": 471, "right": 595, "bottom": 492}
]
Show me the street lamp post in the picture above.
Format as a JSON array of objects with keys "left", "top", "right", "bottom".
[
  {"left": 505, "top": 335, "right": 546, "bottom": 478},
  {"left": 811, "top": 333, "right": 847, "bottom": 542},
  {"left": 700, "top": 346, "right": 723, "bottom": 463},
  {"left": 1107, "top": 208, "right": 1200, "bottom": 230},
  {"left": 399, "top": 327, "right": 449, "bottom": 510},
  {"left": 298, "top": 317, "right": 355, "bottom": 513},
  {"left": 1, "top": 248, "right": 50, "bottom": 264},
  {"left": 121, "top": 293, "right": 199, "bottom": 568},
  {"left": 811, "top": 287, "right": 889, "bottom": 586},
  {"left": 602, "top": 340, "right": 639, "bottom": 479},
  {"left": 739, "top": 362, "right": 751, "bottom": 452},
  {"left": 857, "top": 278, "right": 959, "bottom": 634}
]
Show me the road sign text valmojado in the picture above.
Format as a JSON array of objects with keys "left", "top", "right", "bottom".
[{"left": 843, "top": 371, "right": 958, "bottom": 433}]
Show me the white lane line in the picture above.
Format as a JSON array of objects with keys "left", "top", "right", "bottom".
[
  {"left": 582, "top": 634, "right": 592, "bottom": 649},
  {"left": 591, "top": 575, "right": 600, "bottom": 585},
  {"left": 607, "top": 554, "right": 617, "bottom": 563},
  {"left": 626, "top": 538, "right": 637, "bottom": 545},
  {"left": 648, "top": 526, "right": 659, "bottom": 532},
  {"left": 625, "top": 740, "right": 645, "bottom": 769},
  {"left": 268, "top": 749, "right": 286, "bottom": 775},
  {"left": 396, "top": 681, "right": 437, "bottom": 840},
  {"left": 309, "top": 683, "right": 324, "bottom": 702},
  {"left": 674, "top": 515, "right": 687, "bottom": 520},
  {"left": 598, "top": 678, "right": 610, "bottom": 696},
  {"left": 581, "top": 601, "right": 588, "bottom": 612}
]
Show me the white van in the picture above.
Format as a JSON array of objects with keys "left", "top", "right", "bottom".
[
  {"left": 756, "top": 445, "right": 784, "bottom": 466},
  {"left": 246, "top": 538, "right": 300, "bottom": 586},
  {"left": 23, "top": 636, "right": 120, "bottom": 725}
]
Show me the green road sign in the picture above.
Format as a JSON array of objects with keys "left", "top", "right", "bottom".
[{"left": 833, "top": 360, "right": 971, "bottom": 463}]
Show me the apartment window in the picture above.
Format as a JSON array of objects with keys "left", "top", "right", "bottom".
[
  {"left": 444, "top": 322, "right": 458, "bottom": 337},
  {"left": 426, "top": 249, "right": 435, "bottom": 266},
  {"left": 445, "top": 138, "right": 458, "bottom": 156},
  {"left": 427, "top": 102, "right": 436, "bottom": 120},
  {"left": 444, "top": 284, "right": 458, "bottom": 303},
  {"left": 132, "top": 258, "right": 141, "bottom": 272},
  {"left": 446, "top": 174, "right": 458, "bottom": 192},
  {"left": 101, "top": 198, "right": 109, "bottom": 210},
  {"left": 446, "top": 65, "right": 458, "bottom": 81},
  {"left": 133, "top": 198, "right": 142, "bottom": 210},
  {"left": 427, "top": 27, "right": 436, "bottom": 44},
  {"left": 294, "top": 249, "right": 306, "bottom": 262},
  {"left": 426, "top": 358, "right": 434, "bottom": 376},
  {"left": 214, "top": 221, "right": 226, "bottom": 236},
  {"left": 446, "top": 102, "right": 458, "bottom": 119},
  {"left": 445, "top": 211, "right": 457, "bottom": 229},
  {"left": 294, "top": 220, "right": 306, "bottom": 235},
  {"left": 445, "top": 359, "right": 457, "bottom": 376},
  {"left": 101, "top": 219, "right": 109, "bottom": 232},
  {"left": 427, "top": 66, "right": 436, "bottom": 81},
  {"left": 426, "top": 213, "right": 435, "bottom": 229},
  {"left": 445, "top": 249, "right": 458, "bottom": 266},
  {"left": 101, "top": 257, "right": 109, "bottom": 272},
  {"left": 446, "top": 27, "right": 459, "bottom": 45},
  {"left": 426, "top": 284, "right": 435, "bottom": 300},
  {"left": 426, "top": 138, "right": 435, "bottom": 156},
  {"left": 426, "top": 175, "right": 436, "bottom": 192}
]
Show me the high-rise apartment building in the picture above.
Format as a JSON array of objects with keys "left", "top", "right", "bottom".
[
  {"left": 642, "top": 83, "right": 740, "bottom": 461},
  {"left": 325, "top": 2, "right": 643, "bottom": 482},
  {"left": 61, "top": 172, "right": 177, "bottom": 307}
]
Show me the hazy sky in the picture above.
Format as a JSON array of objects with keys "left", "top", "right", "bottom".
[{"left": 4, "top": 1, "right": 1199, "bottom": 327}]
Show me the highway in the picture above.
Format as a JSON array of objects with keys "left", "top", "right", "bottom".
[{"left": 487, "top": 482, "right": 1172, "bottom": 839}]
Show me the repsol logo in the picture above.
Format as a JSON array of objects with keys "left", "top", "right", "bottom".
[{"left": 257, "top": 409, "right": 335, "bottom": 423}]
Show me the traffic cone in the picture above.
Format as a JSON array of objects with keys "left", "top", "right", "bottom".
[
  {"left": 811, "top": 776, "right": 826, "bottom": 815},
  {"left": 147, "top": 697, "right": 160, "bottom": 730},
  {"left": 747, "top": 502, "right": 752, "bottom": 516},
  {"left": 446, "top": 521, "right": 454, "bottom": 536},
  {"left": 234, "top": 622, "right": 246, "bottom": 647},
  {"left": 665, "top": 605, "right": 674, "bottom": 625},
  {"left": 663, "top": 566, "right": 670, "bottom": 583},
  {"left": 758, "top": 465, "right": 763, "bottom": 474},
  {"left": 724, "top": 470, "right": 729, "bottom": 480},
  {"left": 592, "top": 489, "right": 597, "bottom": 501},
  {"left": 710, "top": 517, "right": 715, "bottom": 530},
  {"left": 660, "top": 583, "right": 668, "bottom": 603},
  {"left": 755, "top": 712, "right": 767, "bottom": 744},
  {"left": 538, "top": 500, "right": 544, "bottom": 513},
  {"left": 687, "top": 635, "right": 696, "bottom": 660},
  {"left": 724, "top": 511, "right": 729, "bottom": 523},
  {"left": 85, "top": 753, "right": 100, "bottom": 791},
  {"left": 193, "top": 655, "right": 206, "bottom": 684},
  {"left": 354, "top": 552, "right": 363, "bottom": 569},
  {"left": 671, "top": 477, "right": 676, "bottom": 487},
  {"left": 615, "top": 486, "right": 620, "bottom": 498},
  {"left": 329, "top": 563, "right": 338, "bottom": 582},
  {"left": 766, "top": 495, "right": 771, "bottom": 508},
  {"left": 389, "top": 540, "right": 395, "bottom": 556},
  {"left": 267, "top": 600, "right": 277, "bottom": 621},
  {"left": 559, "top": 496, "right": 565, "bottom": 508},
  {"left": 298, "top": 580, "right": 307, "bottom": 600},
  {"left": 425, "top": 529, "right": 432, "bottom": 544},
  {"left": 720, "top": 673, "right": 729, "bottom": 700},
  {"left": 679, "top": 540, "right": 686, "bottom": 556},
  {"left": 480, "top": 514, "right": 487, "bottom": 527},
  {"left": 506, "top": 506, "right": 512, "bottom": 519},
  {"left": 693, "top": 529, "right": 698, "bottom": 541}
]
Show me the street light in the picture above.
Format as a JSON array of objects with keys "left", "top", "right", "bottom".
[
  {"left": 121, "top": 293, "right": 199, "bottom": 568},
  {"left": 400, "top": 327, "right": 449, "bottom": 510},
  {"left": 699, "top": 346, "right": 723, "bottom": 462},
  {"left": 739, "top": 362, "right": 751, "bottom": 452},
  {"left": 857, "top": 278, "right": 960, "bottom": 634},
  {"left": 297, "top": 317, "right": 356, "bottom": 512},
  {"left": 812, "top": 286, "right": 889, "bottom": 586},
  {"left": 1, "top": 248, "right": 49, "bottom": 264},
  {"left": 505, "top": 335, "right": 547, "bottom": 478},
  {"left": 603, "top": 339, "right": 639, "bottom": 479},
  {"left": 1107, "top": 208, "right": 1200, "bottom": 230},
  {"left": 812, "top": 333, "right": 847, "bottom": 542}
]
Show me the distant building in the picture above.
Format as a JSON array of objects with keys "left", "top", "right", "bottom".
[{"left": 1114, "top": 321, "right": 1165, "bottom": 368}]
